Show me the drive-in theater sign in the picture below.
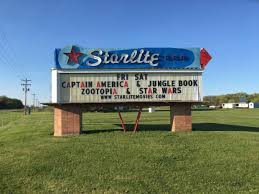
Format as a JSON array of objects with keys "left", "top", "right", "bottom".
[{"left": 48, "top": 45, "right": 211, "bottom": 136}]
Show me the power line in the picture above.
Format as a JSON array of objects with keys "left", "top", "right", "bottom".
[
  {"left": 21, "top": 79, "right": 31, "bottom": 115},
  {"left": 0, "top": 28, "right": 21, "bottom": 77},
  {"left": 0, "top": 26, "right": 27, "bottom": 104},
  {"left": 0, "top": 47, "right": 17, "bottom": 76}
]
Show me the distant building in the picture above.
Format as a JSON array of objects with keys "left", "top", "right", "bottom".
[
  {"left": 114, "top": 106, "right": 124, "bottom": 111},
  {"left": 209, "top": 105, "right": 221, "bottom": 109},
  {"left": 222, "top": 103, "right": 236, "bottom": 109},
  {"left": 148, "top": 107, "right": 155, "bottom": 113},
  {"left": 237, "top": 102, "right": 249, "bottom": 108},
  {"left": 248, "top": 102, "right": 259, "bottom": 109},
  {"left": 222, "top": 102, "right": 249, "bottom": 109}
]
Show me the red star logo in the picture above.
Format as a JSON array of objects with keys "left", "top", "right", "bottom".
[{"left": 64, "top": 46, "right": 83, "bottom": 64}]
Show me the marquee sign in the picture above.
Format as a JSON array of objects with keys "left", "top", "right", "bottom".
[
  {"left": 52, "top": 45, "right": 211, "bottom": 104},
  {"left": 55, "top": 45, "right": 211, "bottom": 70},
  {"left": 53, "top": 72, "right": 202, "bottom": 103},
  {"left": 49, "top": 45, "right": 213, "bottom": 137}
]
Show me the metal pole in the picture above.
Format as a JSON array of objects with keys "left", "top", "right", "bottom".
[
  {"left": 133, "top": 107, "right": 142, "bottom": 132},
  {"left": 32, "top": 93, "right": 36, "bottom": 110},
  {"left": 118, "top": 112, "right": 127, "bottom": 132}
]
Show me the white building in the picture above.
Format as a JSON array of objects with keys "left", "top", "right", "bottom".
[
  {"left": 222, "top": 102, "right": 249, "bottom": 109},
  {"left": 148, "top": 107, "right": 155, "bottom": 113},
  {"left": 237, "top": 102, "right": 249, "bottom": 108},
  {"left": 222, "top": 103, "right": 236, "bottom": 109},
  {"left": 249, "top": 102, "right": 259, "bottom": 109}
]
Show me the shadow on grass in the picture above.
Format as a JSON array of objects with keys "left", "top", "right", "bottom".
[
  {"left": 121, "top": 124, "right": 171, "bottom": 132},
  {"left": 122, "top": 123, "right": 259, "bottom": 132},
  {"left": 80, "top": 124, "right": 170, "bottom": 134},
  {"left": 193, "top": 123, "right": 259, "bottom": 132},
  {"left": 81, "top": 123, "right": 259, "bottom": 134},
  {"left": 81, "top": 124, "right": 171, "bottom": 134},
  {"left": 81, "top": 128, "right": 122, "bottom": 134}
]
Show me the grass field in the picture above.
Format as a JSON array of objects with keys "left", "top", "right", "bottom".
[{"left": 0, "top": 109, "right": 259, "bottom": 193}]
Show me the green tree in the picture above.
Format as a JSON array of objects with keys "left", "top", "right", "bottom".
[{"left": 0, "top": 96, "right": 24, "bottom": 109}]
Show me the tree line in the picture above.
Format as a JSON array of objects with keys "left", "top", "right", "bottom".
[
  {"left": 0, "top": 96, "right": 24, "bottom": 109},
  {"left": 1, "top": 93, "right": 259, "bottom": 109},
  {"left": 203, "top": 93, "right": 259, "bottom": 106}
]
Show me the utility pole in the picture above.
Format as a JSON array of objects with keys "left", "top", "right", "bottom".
[
  {"left": 37, "top": 99, "right": 40, "bottom": 108},
  {"left": 21, "top": 79, "right": 31, "bottom": 115},
  {"left": 32, "top": 93, "right": 36, "bottom": 110},
  {"left": 35, "top": 99, "right": 41, "bottom": 110},
  {"left": 35, "top": 99, "right": 38, "bottom": 109}
]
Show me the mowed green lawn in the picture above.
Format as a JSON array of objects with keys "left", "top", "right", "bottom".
[{"left": 0, "top": 109, "right": 259, "bottom": 193}]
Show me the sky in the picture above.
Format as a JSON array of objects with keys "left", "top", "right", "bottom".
[{"left": 0, "top": 0, "right": 259, "bottom": 105}]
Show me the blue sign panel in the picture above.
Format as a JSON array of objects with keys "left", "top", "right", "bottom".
[{"left": 55, "top": 45, "right": 201, "bottom": 69}]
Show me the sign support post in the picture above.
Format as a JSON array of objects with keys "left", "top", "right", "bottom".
[
  {"left": 170, "top": 103, "right": 192, "bottom": 132},
  {"left": 54, "top": 104, "right": 82, "bottom": 136}
]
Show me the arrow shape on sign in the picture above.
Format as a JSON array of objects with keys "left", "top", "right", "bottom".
[{"left": 200, "top": 48, "right": 212, "bottom": 69}]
